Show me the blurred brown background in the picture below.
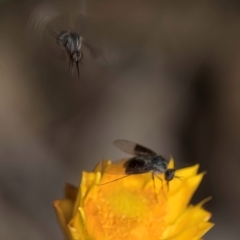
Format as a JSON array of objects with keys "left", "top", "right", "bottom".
[{"left": 0, "top": 0, "right": 240, "bottom": 239}]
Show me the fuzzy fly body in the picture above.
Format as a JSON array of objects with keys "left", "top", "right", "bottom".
[
  {"left": 50, "top": 30, "right": 84, "bottom": 78},
  {"left": 99, "top": 140, "right": 176, "bottom": 191}
]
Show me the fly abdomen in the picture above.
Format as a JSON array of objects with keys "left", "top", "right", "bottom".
[{"left": 124, "top": 158, "right": 148, "bottom": 174}]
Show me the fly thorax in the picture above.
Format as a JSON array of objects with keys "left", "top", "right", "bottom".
[
  {"left": 58, "top": 31, "right": 69, "bottom": 46},
  {"left": 152, "top": 156, "right": 168, "bottom": 173}
]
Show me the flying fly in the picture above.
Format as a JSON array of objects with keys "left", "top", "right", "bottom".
[
  {"left": 49, "top": 29, "right": 83, "bottom": 77},
  {"left": 27, "top": 2, "right": 100, "bottom": 78},
  {"left": 99, "top": 140, "right": 176, "bottom": 190}
]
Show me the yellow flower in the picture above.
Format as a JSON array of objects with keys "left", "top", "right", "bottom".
[{"left": 53, "top": 158, "right": 214, "bottom": 240}]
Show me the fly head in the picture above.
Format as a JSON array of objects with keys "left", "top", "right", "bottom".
[{"left": 164, "top": 169, "right": 175, "bottom": 182}]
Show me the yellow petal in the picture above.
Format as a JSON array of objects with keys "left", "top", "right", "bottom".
[
  {"left": 73, "top": 171, "right": 100, "bottom": 215},
  {"left": 168, "top": 156, "right": 175, "bottom": 168},
  {"left": 68, "top": 208, "right": 87, "bottom": 240},
  {"left": 162, "top": 200, "right": 213, "bottom": 239},
  {"left": 165, "top": 173, "right": 204, "bottom": 224},
  {"left": 65, "top": 182, "right": 78, "bottom": 201},
  {"left": 175, "top": 164, "right": 200, "bottom": 179},
  {"left": 162, "top": 222, "right": 214, "bottom": 240},
  {"left": 93, "top": 159, "right": 111, "bottom": 173},
  {"left": 53, "top": 199, "right": 74, "bottom": 239}
]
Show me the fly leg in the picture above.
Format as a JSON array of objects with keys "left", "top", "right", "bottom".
[
  {"left": 152, "top": 172, "right": 158, "bottom": 203},
  {"left": 155, "top": 174, "right": 168, "bottom": 200}
]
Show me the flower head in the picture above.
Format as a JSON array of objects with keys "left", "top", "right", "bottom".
[{"left": 53, "top": 158, "right": 214, "bottom": 240}]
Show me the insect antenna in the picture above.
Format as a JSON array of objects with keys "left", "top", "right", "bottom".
[
  {"left": 174, "top": 175, "right": 183, "bottom": 182},
  {"left": 154, "top": 173, "right": 168, "bottom": 200},
  {"left": 98, "top": 174, "right": 133, "bottom": 186},
  {"left": 151, "top": 172, "right": 159, "bottom": 203}
]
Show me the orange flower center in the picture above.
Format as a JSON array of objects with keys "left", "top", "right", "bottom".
[{"left": 84, "top": 174, "right": 168, "bottom": 240}]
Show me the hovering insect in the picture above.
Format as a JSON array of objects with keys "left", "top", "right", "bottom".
[
  {"left": 99, "top": 140, "right": 176, "bottom": 190},
  {"left": 48, "top": 29, "right": 84, "bottom": 77},
  {"left": 27, "top": 1, "right": 100, "bottom": 78}
]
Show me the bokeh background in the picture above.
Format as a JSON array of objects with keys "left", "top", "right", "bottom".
[{"left": 0, "top": 0, "right": 240, "bottom": 239}]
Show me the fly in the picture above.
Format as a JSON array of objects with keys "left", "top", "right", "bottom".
[
  {"left": 27, "top": 1, "right": 100, "bottom": 78},
  {"left": 49, "top": 29, "right": 83, "bottom": 77},
  {"left": 99, "top": 140, "right": 176, "bottom": 191}
]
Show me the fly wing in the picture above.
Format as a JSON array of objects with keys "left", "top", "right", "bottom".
[
  {"left": 26, "top": 2, "right": 69, "bottom": 61},
  {"left": 26, "top": 1, "right": 89, "bottom": 61},
  {"left": 103, "top": 158, "right": 130, "bottom": 175},
  {"left": 113, "top": 139, "right": 156, "bottom": 156},
  {"left": 82, "top": 41, "right": 102, "bottom": 59},
  {"left": 73, "top": 14, "right": 103, "bottom": 59}
]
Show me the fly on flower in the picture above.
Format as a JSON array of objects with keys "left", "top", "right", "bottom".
[
  {"left": 99, "top": 140, "right": 176, "bottom": 191},
  {"left": 26, "top": 1, "right": 100, "bottom": 78}
]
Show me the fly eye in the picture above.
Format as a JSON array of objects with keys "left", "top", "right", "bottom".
[{"left": 165, "top": 169, "right": 175, "bottom": 181}]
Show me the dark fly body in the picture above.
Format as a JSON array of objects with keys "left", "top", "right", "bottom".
[
  {"left": 27, "top": 2, "right": 100, "bottom": 78},
  {"left": 99, "top": 140, "right": 176, "bottom": 190},
  {"left": 123, "top": 155, "right": 175, "bottom": 184},
  {"left": 49, "top": 29, "right": 83, "bottom": 78}
]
